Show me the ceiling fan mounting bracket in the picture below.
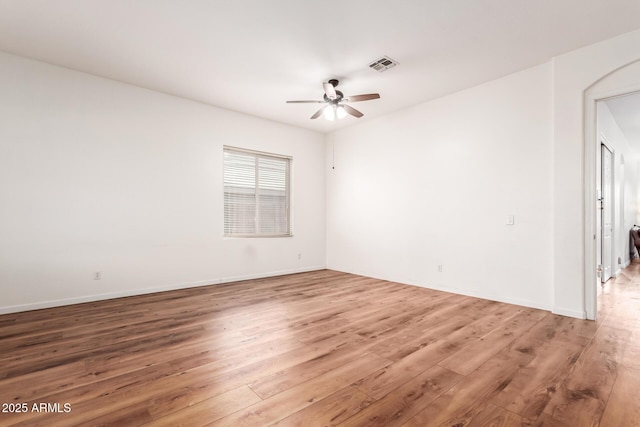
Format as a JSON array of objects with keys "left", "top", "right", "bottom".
[{"left": 328, "top": 79, "right": 339, "bottom": 88}]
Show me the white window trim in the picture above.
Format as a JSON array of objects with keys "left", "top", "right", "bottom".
[{"left": 223, "top": 145, "right": 292, "bottom": 238}]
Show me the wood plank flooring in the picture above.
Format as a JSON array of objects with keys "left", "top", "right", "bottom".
[{"left": 0, "top": 265, "right": 639, "bottom": 426}]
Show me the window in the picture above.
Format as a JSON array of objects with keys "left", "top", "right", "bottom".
[{"left": 223, "top": 146, "right": 291, "bottom": 237}]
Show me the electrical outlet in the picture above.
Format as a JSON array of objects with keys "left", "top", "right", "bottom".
[
  {"left": 94, "top": 271, "right": 102, "bottom": 280},
  {"left": 298, "top": 253, "right": 302, "bottom": 260},
  {"left": 438, "top": 264, "right": 443, "bottom": 272},
  {"left": 506, "top": 215, "right": 515, "bottom": 225}
]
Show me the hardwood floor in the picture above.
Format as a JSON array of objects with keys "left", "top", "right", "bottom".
[{"left": 0, "top": 265, "right": 639, "bottom": 426}]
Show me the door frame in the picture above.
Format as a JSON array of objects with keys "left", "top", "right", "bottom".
[{"left": 598, "top": 139, "right": 614, "bottom": 283}]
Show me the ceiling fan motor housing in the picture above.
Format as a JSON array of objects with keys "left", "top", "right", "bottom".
[{"left": 324, "top": 90, "right": 344, "bottom": 104}]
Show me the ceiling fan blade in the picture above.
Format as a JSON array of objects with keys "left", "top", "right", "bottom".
[
  {"left": 286, "top": 100, "right": 324, "bottom": 103},
  {"left": 343, "top": 104, "right": 364, "bottom": 118},
  {"left": 323, "top": 82, "right": 337, "bottom": 100},
  {"left": 310, "top": 107, "right": 325, "bottom": 119},
  {"left": 344, "top": 93, "right": 380, "bottom": 102}
]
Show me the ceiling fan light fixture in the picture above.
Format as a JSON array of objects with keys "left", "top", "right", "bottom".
[
  {"left": 323, "top": 105, "right": 335, "bottom": 121},
  {"left": 287, "top": 79, "right": 380, "bottom": 120}
]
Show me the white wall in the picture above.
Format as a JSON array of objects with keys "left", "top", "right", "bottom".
[
  {"left": 0, "top": 51, "right": 326, "bottom": 313},
  {"left": 325, "top": 27, "right": 640, "bottom": 319},
  {"left": 596, "top": 101, "right": 639, "bottom": 274},
  {"left": 326, "top": 63, "right": 554, "bottom": 310}
]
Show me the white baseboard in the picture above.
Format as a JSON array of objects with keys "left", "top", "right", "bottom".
[
  {"left": 0, "top": 265, "right": 326, "bottom": 315},
  {"left": 414, "top": 282, "right": 552, "bottom": 312},
  {"left": 551, "top": 306, "right": 586, "bottom": 319},
  {"left": 325, "top": 266, "right": 552, "bottom": 313},
  {"left": 623, "top": 259, "right": 631, "bottom": 269},
  {"left": 613, "top": 259, "right": 632, "bottom": 278},
  {"left": 218, "top": 265, "right": 326, "bottom": 284}
]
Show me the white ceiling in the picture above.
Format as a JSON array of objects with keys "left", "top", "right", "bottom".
[{"left": 1, "top": 1, "right": 640, "bottom": 133}]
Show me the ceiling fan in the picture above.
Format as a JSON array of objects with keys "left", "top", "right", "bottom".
[{"left": 286, "top": 79, "right": 380, "bottom": 120}]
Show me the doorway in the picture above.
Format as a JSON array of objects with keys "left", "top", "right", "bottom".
[{"left": 585, "top": 83, "right": 640, "bottom": 320}]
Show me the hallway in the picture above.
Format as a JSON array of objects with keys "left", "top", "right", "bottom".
[{"left": 592, "top": 260, "right": 640, "bottom": 426}]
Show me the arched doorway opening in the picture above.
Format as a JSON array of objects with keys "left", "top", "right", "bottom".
[{"left": 584, "top": 60, "right": 640, "bottom": 319}]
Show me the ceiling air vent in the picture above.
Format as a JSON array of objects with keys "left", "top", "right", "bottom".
[{"left": 369, "top": 56, "right": 398, "bottom": 72}]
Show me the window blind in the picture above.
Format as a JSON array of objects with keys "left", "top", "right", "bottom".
[{"left": 223, "top": 146, "right": 291, "bottom": 237}]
